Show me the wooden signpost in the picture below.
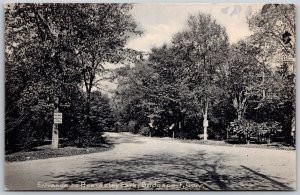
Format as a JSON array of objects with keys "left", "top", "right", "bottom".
[{"left": 51, "top": 97, "right": 70, "bottom": 149}]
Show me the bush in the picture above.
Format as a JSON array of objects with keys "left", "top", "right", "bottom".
[
  {"left": 127, "top": 120, "right": 138, "bottom": 134},
  {"left": 227, "top": 119, "right": 282, "bottom": 144},
  {"left": 139, "top": 126, "right": 151, "bottom": 136}
]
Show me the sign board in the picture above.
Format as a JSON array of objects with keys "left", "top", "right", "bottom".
[
  {"left": 54, "top": 112, "right": 63, "bottom": 124},
  {"left": 203, "top": 119, "right": 208, "bottom": 127}
]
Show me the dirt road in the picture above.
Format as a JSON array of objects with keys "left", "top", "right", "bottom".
[{"left": 4, "top": 132, "right": 296, "bottom": 190}]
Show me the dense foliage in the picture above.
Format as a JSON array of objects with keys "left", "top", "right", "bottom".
[
  {"left": 113, "top": 5, "right": 295, "bottom": 145},
  {"left": 5, "top": 4, "right": 296, "bottom": 153},
  {"left": 227, "top": 119, "right": 282, "bottom": 144},
  {"left": 5, "top": 3, "right": 139, "bottom": 152}
]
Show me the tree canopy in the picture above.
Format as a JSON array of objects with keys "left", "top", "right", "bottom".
[{"left": 5, "top": 4, "right": 296, "bottom": 151}]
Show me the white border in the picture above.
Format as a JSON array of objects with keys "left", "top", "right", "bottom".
[{"left": 0, "top": 1, "right": 298, "bottom": 194}]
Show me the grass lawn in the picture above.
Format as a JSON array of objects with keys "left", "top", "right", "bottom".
[{"left": 5, "top": 144, "right": 113, "bottom": 162}]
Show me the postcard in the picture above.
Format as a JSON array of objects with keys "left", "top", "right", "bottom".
[{"left": 4, "top": 3, "right": 296, "bottom": 191}]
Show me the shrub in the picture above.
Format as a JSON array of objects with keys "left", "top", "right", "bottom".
[
  {"left": 127, "top": 120, "right": 138, "bottom": 134},
  {"left": 139, "top": 126, "right": 151, "bottom": 136},
  {"left": 227, "top": 119, "right": 282, "bottom": 144}
]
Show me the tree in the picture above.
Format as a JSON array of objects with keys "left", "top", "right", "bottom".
[
  {"left": 248, "top": 4, "right": 296, "bottom": 144},
  {"left": 171, "top": 13, "right": 229, "bottom": 140},
  {"left": 112, "top": 62, "right": 151, "bottom": 130},
  {"left": 77, "top": 91, "right": 114, "bottom": 146},
  {"left": 249, "top": 4, "right": 295, "bottom": 59},
  {"left": 112, "top": 45, "right": 184, "bottom": 137},
  {"left": 5, "top": 3, "right": 140, "bottom": 150},
  {"left": 114, "top": 13, "right": 230, "bottom": 140},
  {"left": 227, "top": 40, "right": 263, "bottom": 120},
  {"left": 5, "top": 3, "right": 84, "bottom": 150},
  {"left": 146, "top": 45, "right": 184, "bottom": 137},
  {"left": 74, "top": 4, "right": 142, "bottom": 124}
]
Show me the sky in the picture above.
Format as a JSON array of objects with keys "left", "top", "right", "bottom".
[
  {"left": 102, "top": 4, "right": 264, "bottom": 96},
  {"left": 125, "top": 4, "right": 263, "bottom": 52}
]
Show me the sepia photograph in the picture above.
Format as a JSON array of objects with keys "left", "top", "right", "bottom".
[{"left": 4, "top": 2, "right": 296, "bottom": 191}]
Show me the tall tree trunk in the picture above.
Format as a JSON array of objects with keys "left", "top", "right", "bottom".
[
  {"left": 291, "top": 113, "right": 295, "bottom": 145},
  {"left": 291, "top": 62, "right": 296, "bottom": 145},
  {"left": 203, "top": 101, "right": 208, "bottom": 141},
  {"left": 83, "top": 69, "right": 94, "bottom": 124},
  {"left": 262, "top": 70, "right": 266, "bottom": 99},
  {"left": 86, "top": 88, "right": 91, "bottom": 120},
  {"left": 237, "top": 108, "right": 243, "bottom": 120},
  {"left": 234, "top": 92, "right": 247, "bottom": 120}
]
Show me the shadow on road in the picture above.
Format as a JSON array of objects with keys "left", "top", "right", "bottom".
[
  {"left": 106, "top": 133, "right": 146, "bottom": 145},
  {"left": 240, "top": 165, "right": 292, "bottom": 190},
  {"left": 45, "top": 150, "right": 294, "bottom": 191}
]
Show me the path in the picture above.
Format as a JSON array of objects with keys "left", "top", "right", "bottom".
[{"left": 5, "top": 132, "right": 296, "bottom": 190}]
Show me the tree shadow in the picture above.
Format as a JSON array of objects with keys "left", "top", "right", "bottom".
[
  {"left": 106, "top": 133, "right": 146, "bottom": 145},
  {"left": 240, "top": 165, "right": 293, "bottom": 190},
  {"left": 44, "top": 150, "right": 294, "bottom": 191}
]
